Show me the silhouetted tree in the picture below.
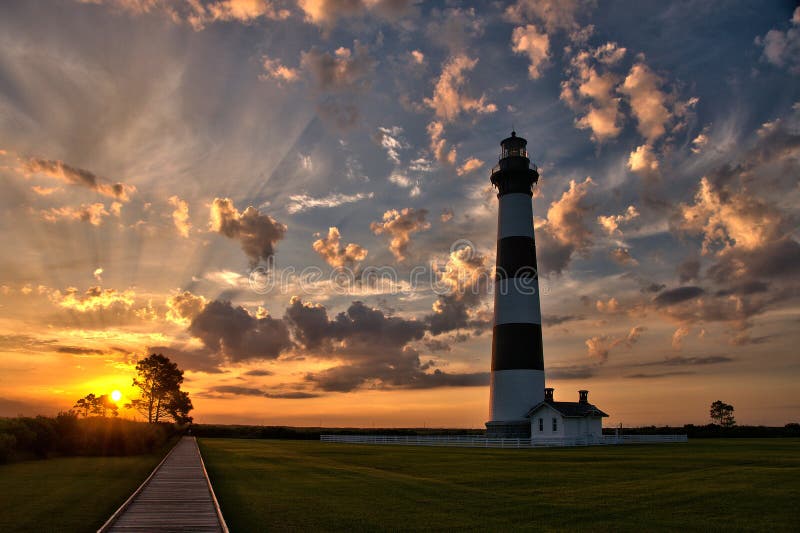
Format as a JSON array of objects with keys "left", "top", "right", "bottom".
[
  {"left": 710, "top": 400, "right": 736, "bottom": 427},
  {"left": 126, "top": 353, "right": 193, "bottom": 423},
  {"left": 73, "top": 394, "right": 97, "bottom": 417},
  {"left": 73, "top": 393, "right": 119, "bottom": 417}
]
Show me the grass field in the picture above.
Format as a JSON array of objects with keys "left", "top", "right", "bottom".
[
  {"left": 0, "top": 450, "right": 168, "bottom": 532},
  {"left": 200, "top": 438, "right": 799, "bottom": 531}
]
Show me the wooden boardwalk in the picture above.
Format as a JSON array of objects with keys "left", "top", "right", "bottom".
[{"left": 99, "top": 436, "right": 228, "bottom": 532}]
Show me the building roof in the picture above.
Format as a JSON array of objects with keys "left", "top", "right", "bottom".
[{"left": 526, "top": 400, "right": 609, "bottom": 418}]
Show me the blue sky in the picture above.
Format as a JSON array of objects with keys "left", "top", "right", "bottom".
[{"left": 0, "top": 0, "right": 798, "bottom": 427}]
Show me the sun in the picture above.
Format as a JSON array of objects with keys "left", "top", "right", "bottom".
[{"left": 111, "top": 390, "right": 122, "bottom": 402}]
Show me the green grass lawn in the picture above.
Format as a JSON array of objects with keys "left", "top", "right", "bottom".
[
  {"left": 0, "top": 451, "right": 167, "bottom": 532},
  {"left": 199, "top": 438, "right": 800, "bottom": 532}
]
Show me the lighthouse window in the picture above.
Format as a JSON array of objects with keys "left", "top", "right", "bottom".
[
  {"left": 538, "top": 418, "right": 543, "bottom": 432},
  {"left": 552, "top": 418, "right": 558, "bottom": 432}
]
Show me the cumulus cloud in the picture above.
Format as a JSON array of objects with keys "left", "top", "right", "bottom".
[
  {"left": 427, "top": 120, "right": 457, "bottom": 166},
  {"left": 301, "top": 41, "right": 375, "bottom": 93},
  {"left": 189, "top": 300, "right": 293, "bottom": 361},
  {"left": 675, "top": 177, "right": 785, "bottom": 255},
  {"left": 597, "top": 205, "right": 639, "bottom": 235},
  {"left": 456, "top": 157, "right": 484, "bottom": 176},
  {"left": 168, "top": 195, "right": 191, "bottom": 238},
  {"left": 41, "top": 203, "right": 111, "bottom": 226},
  {"left": 370, "top": 208, "right": 430, "bottom": 262},
  {"left": 585, "top": 325, "right": 645, "bottom": 363},
  {"left": 285, "top": 297, "right": 486, "bottom": 391},
  {"left": 536, "top": 177, "right": 595, "bottom": 275},
  {"left": 619, "top": 63, "right": 671, "bottom": 143},
  {"left": 312, "top": 227, "right": 368, "bottom": 268},
  {"left": 426, "top": 244, "right": 492, "bottom": 335},
  {"left": 756, "top": 7, "right": 800, "bottom": 74},
  {"left": 560, "top": 49, "right": 624, "bottom": 142},
  {"left": 209, "top": 198, "right": 287, "bottom": 267},
  {"left": 21, "top": 157, "right": 135, "bottom": 201},
  {"left": 166, "top": 290, "right": 207, "bottom": 325},
  {"left": 627, "top": 144, "right": 660, "bottom": 180},
  {"left": 440, "top": 208, "right": 454, "bottom": 223},
  {"left": 424, "top": 55, "right": 496, "bottom": 122},
  {"left": 287, "top": 192, "right": 374, "bottom": 214},
  {"left": 511, "top": 24, "right": 550, "bottom": 79},
  {"left": 260, "top": 55, "right": 300, "bottom": 84}
]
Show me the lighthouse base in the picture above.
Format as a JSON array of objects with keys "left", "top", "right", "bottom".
[{"left": 485, "top": 420, "right": 531, "bottom": 439}]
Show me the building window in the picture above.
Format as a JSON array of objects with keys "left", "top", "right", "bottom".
[
  {"left": 538, "top": 418, "right": 543, "bottom": 432},
  {"left": 552, "top": 418, "right": 558, "bottom": 432}
]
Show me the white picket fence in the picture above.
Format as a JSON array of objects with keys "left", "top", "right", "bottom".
[{"left": 320, "top": 434, "right": 687, "bottom": 448}]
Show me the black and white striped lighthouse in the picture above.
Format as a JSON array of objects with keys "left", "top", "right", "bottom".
[{"left": 485, "top": 131, "right": 544, "bottom": 438}]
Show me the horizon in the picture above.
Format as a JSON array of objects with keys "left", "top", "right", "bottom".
[{"left": 1, "top": 1, "right": 799, "bottom": 429}]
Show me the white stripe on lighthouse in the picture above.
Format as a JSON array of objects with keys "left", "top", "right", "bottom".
[
  {"left": 497, "top": 193, "right": 534, "bottom": 239},
  {"left": 494, "top": 278, "right": 542, "bottom": 325},
  {"left": 489, "top": 369, "right": 545, "bottom": 421}
]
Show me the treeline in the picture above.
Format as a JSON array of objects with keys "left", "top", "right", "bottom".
[
  {"left": 191, "top": 424, "right": 485, "bottom": 440},
  {"left": 603, "top": 423, "right": 800, "bottom": 438},
  {"left": 0, "top": 413, "right": 178, "bottom": 463}
]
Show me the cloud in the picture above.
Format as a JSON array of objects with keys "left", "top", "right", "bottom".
[
  {"left": 505, "top": 0, "right": 583, "bottom": 33},
  {"left": 424, "top": 55, "right": 496, "bottom": 122},
  {"left": 260, "top": 55, "right": 300, "bottom": 84},
  {"left": 674, "top": 178, "right": 786, "bottom": 256},
  {"left": 511, "top": 24, "right": 550, "bottom": 79},
  {"left": 427, "top": 121, "right": 457, "bottom": 165},
  {"left": 677, "top": 258, "right": 701, "bottom": 283},
  {"left": 440, "top": 208, "right": 454, "bottom": 223},
  {"left": 264, "top": 391, "right": 320, "bottom": 399},
  {"left": 426, "top": 244, "right": 491, "bottom": 335},
  {"left": 79, "top": 0, "right": 290, "bottom": 30},
  {"left": 585, "top": 325, "right": 645, "bottom": 363},
  {"left": 370, "top": 208, "right": 430, "bottom": 262},
  {"left": 619, "top": 63, "right": 671, "bottom": 143},
  {"left": 374, "top": 126, "right": 407, "bottom": 164},
  {"left": 209, "top": 385, "right": 265, "bottom": 396},
  {"left": 627, "top": 144, "right": 660, "bottom": 180},
  {"left": 597, "top": 205, "right": 639, "bottom": 235},
  {"left": 286, "top": 192, "right": 374, "bottom": 214},
  {"left": 456, "top": 157, "right": 484, "bottom": 176},
  {"left": 312, "top": 227, "right": 368, "bottom": 268},
  {"left": 93, "top": 268, "right": 104, "bottom": 282},
  {"left": 653, "top": 286, "right": 705, "bottom": 306},
  {"left": 641, "top": 355, "right": 735, "bottom": 367},
  {"left": 41, "top": 203, "right": 111, "bottom": 226},
  {"left": 189, "top": 300, "right": 293, "bottom": 361},
  {"left": 297, "top": 0, "right": 415, "bottom": 28},
  {"left": 625, "top": 371, "right": 695, "bottom": 379},
  {"left": 536, "top": 177, "right": 595, "bottom": 275},
  {"left": 561, "top": 49, "right": 624, "bottom": 143},
  {"left": 209, "top": 198, "right": 287, "bottom": 266},
  {"left": 595, "top": 297, "right": 620, "bottom": 313},
  {"left": 168, "top": 195, "right": 191, "bottom": 238},
  {"left": 301, "top": 41, "right": 376, "bottom": 93},
  {"left": 51, "top": 285, "right": 135, "bottom": 313},
  {"left": 243, "top": 369, "right": 274, "bottom": 376},
  {"left": 671, "top": 325, "right": 690, "bottom": 350},
  {"left": 22, "top": 157, "right": 135, "bottom": 201},
  {"left": 756, "top": 7, "right": 800, "bottom": 74},
  {"left": 283, "top": 297, "right": 489, "bottom": 391},
  {"left": 609, "top": 248, "right": 638, "bottom": 266},
  {"left": 166, "top": 290, "right": 207, "bottom": 325},
  {"left": 547, "top": 364, "right": 596, "bottom": 380}
]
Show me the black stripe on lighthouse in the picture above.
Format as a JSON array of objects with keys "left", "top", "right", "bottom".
[{"left": 491, "top": 197, "right": 544, "bottom": 374}]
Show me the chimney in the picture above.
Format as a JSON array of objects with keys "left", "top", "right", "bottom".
[
  {"left": 544, "top": 387, "right": 554, "bottom": 402},
  {"left": 578, "top": 390, "right": 589, "bottom": 404}
]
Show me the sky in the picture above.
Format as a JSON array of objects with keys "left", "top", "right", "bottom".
[{"left": 0, "top": 0, "right": 798, "bottom": 428}]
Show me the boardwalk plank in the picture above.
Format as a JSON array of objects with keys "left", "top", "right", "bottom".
[{"left": 100, "top": 437, "right": 227, "bottom": 533}]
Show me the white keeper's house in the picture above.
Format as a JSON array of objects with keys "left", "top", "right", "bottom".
[{"left": 527, "top": 388, "right": 608, "bottom": 443}]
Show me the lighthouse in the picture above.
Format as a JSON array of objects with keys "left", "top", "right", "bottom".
[{"left": 485, "top": 131, "right": 545, "bottom": 438}]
